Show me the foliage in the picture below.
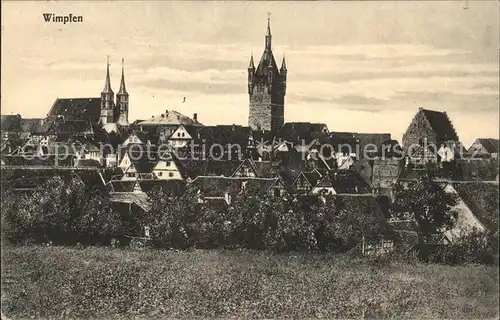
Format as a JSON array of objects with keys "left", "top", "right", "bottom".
[
  {"left": 437, "top": 229, "right": 499, "bottom": 265},
  {"left": 392, "top": 175, "right": 458, "bottom": 243},
  {"left": 1, "top": 174, "right": 123, "bottom": 245},
  {"left": 142, "top": 189, "right": 388, "bottom": 253}
]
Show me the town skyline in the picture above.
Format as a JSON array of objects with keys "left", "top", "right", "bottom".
[{"left": 1, "top": 1, "right": 499, "bottom": 147}]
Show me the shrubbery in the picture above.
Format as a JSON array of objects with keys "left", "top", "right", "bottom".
[
  {"left": 1, "top": 174, "right": 496, "bottom": 265},
  {"left": 436, "top": 229, "right": 499, "bottom": 265},
  {"left": 140, "top": 187, "right": 388, "bottom": 253},
  {"left": 1, "top": 175, "right": 123, "bottom": 246},
  {"left": 1, "top": 176, "right": 387, "bottom": 253}
]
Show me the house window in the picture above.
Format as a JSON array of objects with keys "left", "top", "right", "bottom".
[
  {"left": 169, "top": 172, "right": 174, "bottom": 177},
  {"left": 158, "top": 172, "right": 163, "bottom": 176},
  {"left": 166, "top": 161, "right": 171, "bottom": 166},
  {"left": 181, "top": 132, "right": 185, "bottom": 137},
  {"left": 177, "top": 132, "right": 181, "bottom": 137},
  {"left": 274, "top": 189, "right": 281, "bottom": 197}
]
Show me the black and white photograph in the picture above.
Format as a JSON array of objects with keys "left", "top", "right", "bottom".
[{"left": 1, "top": 1, "right": 499, "bottom": 319}]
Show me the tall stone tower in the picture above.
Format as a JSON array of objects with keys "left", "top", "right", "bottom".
[
  {"left": 116, "top": 58, "right": 129, "bottom": 126},
  {"left": 248, "top": 15, "right": 287, "bottom": 132},
  {"left": 100, "top": 56, "right": 115, "bottom": 125}
]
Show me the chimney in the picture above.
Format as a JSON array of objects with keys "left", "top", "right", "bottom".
[
  {"left": 193, "top": 113, "right": 198, "bottom": 122},
  {"left": 40, "top": 118, "right": 45, "bottom": 126},
  {"left": 232, "top": 124, "right": 236, "bottom": 131}
]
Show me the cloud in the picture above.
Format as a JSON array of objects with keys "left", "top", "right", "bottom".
[
  {"left": 134, "top": 79, "right": 243, "bottom": 95},
  {"left": 288, "top": 93, "right": 385, "bottom": 112},
  {"left": 393, "top": 91, "right": 499, "bottom": 112}
]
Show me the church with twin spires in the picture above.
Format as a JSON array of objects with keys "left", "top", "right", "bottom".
[
  {"left": 100, "top": 57, "right": 130, "bottom": 133},
  {"left": 248, "top": 16, "right": 287, "bottom": 133}
]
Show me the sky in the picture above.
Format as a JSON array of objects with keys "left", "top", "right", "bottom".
[{"left": 1, "top": 1, "right": 499, "bottom": 147}]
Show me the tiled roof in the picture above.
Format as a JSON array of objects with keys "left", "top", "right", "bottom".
[
  {"left": 20, "top": 118, "right": 44, "bottom": 134},
  {"left": 206, "top": 125, "right": 251, "bottom": 146},
  {"left": 421, "top": 109, "right": 459, "bottom": 142},
  {"left": 75, "top": 159, "right": 100, "bottom": 167},
  {"left": 321, "top": 133, "right": 359, "bottom": 155},
  {"left": 277, "top": 122, "right": 328, "bottom": 143},
  {"left": 189, "top": 176, "right": 276, "bottom": 197},
  {"left": 332, "top": 170, "right": 372, "bottom": 194},
  {"left": 452, "top": 182, "right": 499, "bottom": 232},
  {"left": 302, "top": 171, "right": 322, "bottom": 187},
  {"left": 109, "top": 180, "right": 137, "bottom": 192},
  {"left": 130, "top": 159, "right": 157, "bottom": 174},
  {"left": 251, "top": 129, "right": 276, "bottom": 145},
  {"left": 456, "top": 159, "right": 499, "bottom": 181},
  {"left": 1, "top": 115, "right": 22, "bottom": 132},
  {"left": 46, "top": 119, "right": 96, "bottom": 136},
  {"left": 376, "top": 139, "right": 404, "bottom": 158},
  {"left": 46, "top": 98, "right": 101, "bottom": 123},
  {"left": 205, "top": 160, "right": 243, "bottom": 176},
  {"left": 356, "top": 133, "right": 392, "bottom": 155},
  {"left": 139, "top": 110, "right": 202, "bottom": 126},
  {"left": 278, "top": 169, "right": 296, "bottom": 187},
  {"left": 315, "top": 176, "right": 334, "bottom": 188},
  {"left": 109, "top": 192, "right": 151, "bottom": 212},
  {"left": 474, "top": 138, "right": 499, "bottom": 154},
  {"left": 255, "top": 49, "right": 280, "bottom": 81},
  {"left": 137, "top": 179, "right": 186, "bottom": 196},
  {"left": 175, "top": 159, "right": 244, "bottom": 180},
  {"left": 254, "top": 161, "right": 273, "bottom": 177}
]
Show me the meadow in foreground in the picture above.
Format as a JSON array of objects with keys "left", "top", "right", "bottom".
[{"left": 1, "top": 245, "right": 498, "bottom": 319}]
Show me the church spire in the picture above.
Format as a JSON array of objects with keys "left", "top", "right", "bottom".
[
  {"left": 265, "top": 13, "right": 272, "bottom": 52},
  {"left": 248, "top": 54, "right": 255, "bottom": 69},
  {"left": 102, "top": 55, "right": 113, "bottom": 94},
  {"left": 118, "top": 58, "right": 127, "bottom": 94},
  {"left": 280, "top": 55, "right": 287, "bottom": 71}
]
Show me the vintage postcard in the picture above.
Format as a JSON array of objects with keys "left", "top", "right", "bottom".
[{"left": 1, "top": 1, "right": 499, "bottom": 319}]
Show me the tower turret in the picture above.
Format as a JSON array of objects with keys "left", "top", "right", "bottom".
[
  {"left": 116, "top": 58, "right": 129, "bottom": 126},
  {"left": 100, "top": 56, "right": 115, "bottom": 125},
  {"left": 280, "top": 55, "right": 287, "bottom": 95},
  {"left": 248, "top": 14, "right": 285, "bottom": 133},
  {"left": 248, "top": 54, "right": 255, "bottom": 94}
]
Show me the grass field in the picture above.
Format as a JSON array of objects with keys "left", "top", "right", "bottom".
[{"left": 1, "top": 246, "right": 498, "bottom": 319}]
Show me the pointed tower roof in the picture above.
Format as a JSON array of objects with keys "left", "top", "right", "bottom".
[
  {"left": 256, "top": 14, "right": 279, "bottom": 78},
  {"left": 265, "top": 12, "right": 272, "bottom": 52},
  {"left": 118, "top": 57, "right": 127, "bottom": 94},
  {"left": 281, "top": 55, "right": 287, "bottom": 71},
  {"left": 266, "top": 13, "right": 272, "bottom": 37},
  {"left": 102, "top": 55, "right": 113, "bottom": 94},
  {"left": 248, "top": 54, "right": 255, "bottom": 69}
]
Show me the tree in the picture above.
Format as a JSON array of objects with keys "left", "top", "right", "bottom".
[
  {"left": 393, "top": 174, "right": 458, "bottom": 245},
  {"left": 76, "top": 188, "right": 123, "bottom": 245},
  {"left": 145, "top": 186, "right": 198, "bottom": 249}
]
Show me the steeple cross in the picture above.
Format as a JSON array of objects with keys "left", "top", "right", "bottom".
[{"left": 267, "top": 12, "right": 271, "bottom": 20}]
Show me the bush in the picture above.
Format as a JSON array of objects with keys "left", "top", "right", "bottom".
[
  {"left": 1, "top": 175, "right": 124, "bottom": 246},
  {"left": 438, "top": 229, "right": 499, "bottom": 265}
]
